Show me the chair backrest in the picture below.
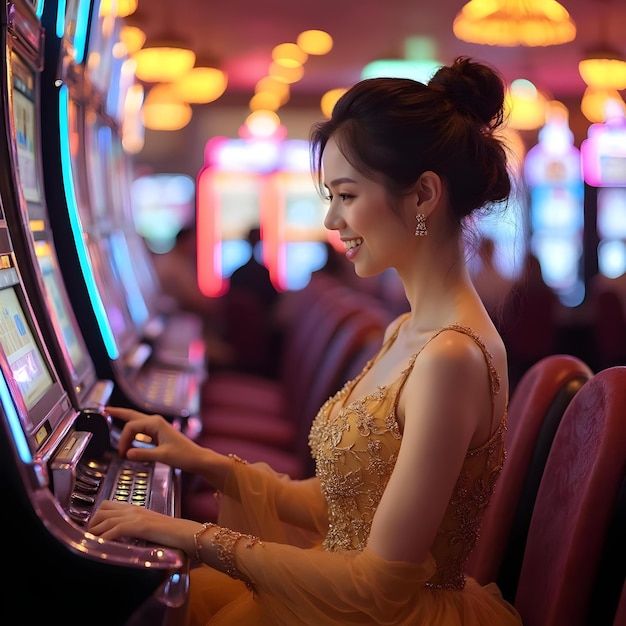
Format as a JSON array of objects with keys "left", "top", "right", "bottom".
[
  {"left": 587, "top": 471, "right": 626, "bottom": 625},
  {"left": 297, "top": 305, "right": 389, "bottom": 475},
  {"left": 280, "top": 286, "right": 363, "bottom": 413},
  {"left": 514, "top": 366, "right": 626, "bottom": 626},
  {"left": 466, "top": 354, "right": 593, "bottom": 600}
]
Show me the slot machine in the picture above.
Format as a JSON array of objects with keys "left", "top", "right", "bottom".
[
  {"left": 197, "top": 136, "right": 331, "bottom": 296},
  {"left": 197, "top": 136, "right": 275, "bottom": 296},
  {"left": 82, "top": 11, "right": 205, "bottom": 373},
  {"left": 264, "top": 139, "right": 331, "bottom": 291},
  {"left": 0, "top": 0, "right": 114, "bottom": 413},
  {"left": 0, "top": 3, "right": 188, "bottom": 622},
  {"left": 0, "top": 172, "right": 185, "bottom": 624},
  {"left": 581, "top": 99, "right": 626, "bottom": 284},
  {"left": 39, "top": 0, "right": 201, "bottom": 428},
  {"left": 525, "top": 102, "right": 585, "bottom": 307},
  {"left": 0, "top": 247, "right": 187, "bottom": 623}
]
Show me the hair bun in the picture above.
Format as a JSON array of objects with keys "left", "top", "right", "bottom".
[{"left": 428, "top": 56, "right": 505, "bottom": 129}]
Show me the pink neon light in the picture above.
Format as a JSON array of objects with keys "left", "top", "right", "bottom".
[
  {"left": 581, "top": 112, "right": 626, "bottom": 187},
  {"left": 196, "top": 169, "right": 226, "bottom": 297}
]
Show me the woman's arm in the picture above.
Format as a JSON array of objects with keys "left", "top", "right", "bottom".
[{"left": 368, "top": 331, "right": 493, "bottom": 563}]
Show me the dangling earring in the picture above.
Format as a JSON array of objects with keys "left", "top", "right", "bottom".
[{"left": 415, "top": 213, "right": 427, "bottom": 236}]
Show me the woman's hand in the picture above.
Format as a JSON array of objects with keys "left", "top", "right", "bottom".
[
  {"left": 88, "top": 500, "right": 201, "bottom": 556},
  {"left": 106, "top": 406, "right": 205, "bottom": 474}
]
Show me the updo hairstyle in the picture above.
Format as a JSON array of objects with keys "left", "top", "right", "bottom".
[{"left": 310, "top": 56, "right": 512, "bottom": 229}]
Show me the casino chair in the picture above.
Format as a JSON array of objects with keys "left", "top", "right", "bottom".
[
  {"left": 181, "top": 290, "right": 390, "bottom": 522},
  {"left": 586, "top": 467, "right": 626, "bottom": 625},
  {"left": 513, "top": 366, "right": 626, "bottom": 626},
  {"left": 199, "top": 283, "right": 381, "bottom": 446},
  {"left": 466, "top": 354, "right": 593, "bottom": 601}
]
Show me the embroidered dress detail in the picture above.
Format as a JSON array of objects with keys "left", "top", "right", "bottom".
[{"left": 309, "top": 318, "right": 507, "bottom": 589}]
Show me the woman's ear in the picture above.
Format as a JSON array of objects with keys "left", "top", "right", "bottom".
[{"left": 415, "top": 171, "right": 442, "bottom": 212}]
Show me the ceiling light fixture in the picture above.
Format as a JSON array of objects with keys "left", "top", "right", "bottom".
[
  {"left": 578, "top": 0, "right": 626, "bottom": 117},
  {"left": 579, "top": 50, "right": 626, "bottom": 90},
  {"left": 504, "top": 78, "right": 548, "bottom": 130},
  {"left": 132, "top": 38, "right": 196, "bottom": 83},
  {"left": 142, "top": 84, "right": 192, "bottom": 131},
  {"left": 99, "top": 0, "right": 138, "bottom": 18},
  {"left": 296, "top": 30, "right": 333, "bottom": 56},
  {"left": 119, "top": 24, "right": 146, "bottom": 55},
  {"left": 578, "top": 0, "right": 626, "bottom": 90},
  {"left": 580, "top": 86, "right": 626, "bottom": 123},
  {"left": 453, "top": 0, "right": 576, "bottom": 47},
  {"left": 172, "top": 66, "right": 228, "bottom": 104},
  {"left": 272, "top": 43, "right": 308, "bottom": 68}
]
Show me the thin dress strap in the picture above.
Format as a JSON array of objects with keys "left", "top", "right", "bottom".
[{"left": 411, "top": 324, "right": 501, "bottom": 432}]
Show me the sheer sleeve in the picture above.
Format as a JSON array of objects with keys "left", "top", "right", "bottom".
[
  {"left": 238, "top": 542, "right": 436, "bottom": 625},
  {"left": 215, "top": 459, "right": 439, "bottom": 625},
  {"left": 217, "top": 458, "right": 328, "bottom": 547}
]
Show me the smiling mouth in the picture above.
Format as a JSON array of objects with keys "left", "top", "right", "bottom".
[{"left": 343, "top": 238, "right": 363, "bottom": 250}]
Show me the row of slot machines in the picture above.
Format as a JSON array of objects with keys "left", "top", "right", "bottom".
[{"left": 0, "top": 1, "right": 205, "bottom": 623}]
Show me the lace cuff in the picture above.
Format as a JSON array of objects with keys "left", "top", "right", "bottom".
[{"left": 212, "top": 527, "right": 263, "bottom": 592}]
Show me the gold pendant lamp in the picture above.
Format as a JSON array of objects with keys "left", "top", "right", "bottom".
[{"left": 453, "top": 0, "right": 576, "bottom": 47}]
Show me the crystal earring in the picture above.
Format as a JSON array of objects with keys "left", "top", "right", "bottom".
[{"left": 415, "top": 213, "right": 428, "bottom": 236}]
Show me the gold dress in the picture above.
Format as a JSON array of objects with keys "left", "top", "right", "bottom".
[{"left": 188, "top": 322, "right": 523, "bottom": 625}]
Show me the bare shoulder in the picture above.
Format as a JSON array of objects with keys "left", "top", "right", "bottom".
[{"left": 405, "top": 325, "right": 504, "bottom": 407}]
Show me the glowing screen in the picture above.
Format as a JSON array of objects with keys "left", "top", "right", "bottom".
[
  {"left": 11, "top": 52, "right": 40, "bottom": 203},
  {"left": 0, "top": 286, "right": 54, "bottom": 410}
]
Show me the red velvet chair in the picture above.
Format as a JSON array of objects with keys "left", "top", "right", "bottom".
[
  {"left": 182, "top": 292, "right": 390, "bottom": 522},
  {"left": 466, "top": 354, "right": 593, "bottom": 601},
  {"left": 198, "top": 286, "right": 380, "bottom": 448},
  {"left": 513, "top": 366, "right": 626, "bottom": 626}
]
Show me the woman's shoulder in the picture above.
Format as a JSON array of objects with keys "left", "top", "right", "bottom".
[{"left": 415, "top": 323, "right": 504, "bottom": 397}]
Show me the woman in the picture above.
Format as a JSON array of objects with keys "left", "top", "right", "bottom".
[{"left": 89, "top": 57, "right": 523, "bottom": 625}]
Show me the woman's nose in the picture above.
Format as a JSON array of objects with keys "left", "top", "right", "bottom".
[{"left": 324, "top": 202, "right": 342, "bottom": 231}]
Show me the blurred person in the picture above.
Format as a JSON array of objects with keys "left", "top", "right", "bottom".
[
  {"left": 152, "top": 225, "right": 234, "bottom": 368},
  {"left": 225, "top": 227, "right": 280, "bottom": 376},
  {"left": 89, "top": 57, "right": 521, "bottom": 625},
  {"left": 500, "top": 252, "right": 560, "bottom": 389}
]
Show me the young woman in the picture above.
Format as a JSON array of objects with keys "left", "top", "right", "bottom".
[{"left": 89, "top": 57, "right": 523, "bottom": 625}]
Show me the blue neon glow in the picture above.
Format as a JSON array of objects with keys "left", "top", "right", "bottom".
[
  {"left": 0, "top": 372, "right": 31, "bottom": 463},
  {"left": 55, "top": 0, "right": 67, "bottom": 38},
  {"left": 109, "top": 232, "right": 149, "bottom": 327},
  {"left": 35, "top": 0, "right": 45, "bottom": 19},
  {"left": 58, "top": 86, "right": 119, "bottom": 359},
  {"left": 73, "top": 0, "right": 91, "bottom": 64}
]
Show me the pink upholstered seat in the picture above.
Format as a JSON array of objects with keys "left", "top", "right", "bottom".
[
  {"left": 514, "top": 366, "right": 626, "bottom": 626},
  {"left": 466, "top": 354, "right": 593, "bottom": 600}
]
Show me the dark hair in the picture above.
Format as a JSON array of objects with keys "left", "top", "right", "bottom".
[{"left": 310, "top": 56, "right": 512, "bottom": 229}]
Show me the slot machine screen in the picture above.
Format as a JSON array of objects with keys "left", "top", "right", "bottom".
[
  {"left": 0, "top": 284, "right": 54, "bottom": 413},
  {"left": 86, "top": 239, "right": 137, "bottom": 353},
  {"left": 219, "top": 173, "right": 263, "bottom": 276},
  {"left": 11, "top": 52, "right": 41, "bottom": 204},
  {"left": 108, "top": 230, "right": 149, "bottom": 329},
  {"left": 85, "top": 3, "right": 116, "bottom": 97},
  {"left": 84, "top": 113, "right": 111, "bottom": 226},
  {"left": 36, "top": 242, "right": 86, "bottom": 370}
]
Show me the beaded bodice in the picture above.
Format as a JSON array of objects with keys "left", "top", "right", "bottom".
[{"left": 308, "top": 322, "right": 507, "bottom": 590}]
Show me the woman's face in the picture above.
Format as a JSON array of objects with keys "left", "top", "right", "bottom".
[{"left": 321, "top": 137, "right": 414, "bottom": 277}]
